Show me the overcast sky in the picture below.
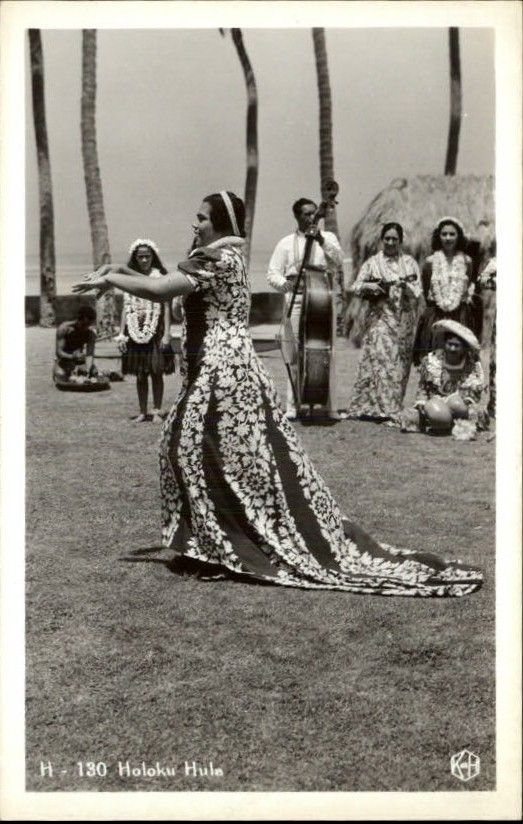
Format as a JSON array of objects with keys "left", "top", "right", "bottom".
[{"left": 25, "top": 27, "right": 494, "bottom": 261}]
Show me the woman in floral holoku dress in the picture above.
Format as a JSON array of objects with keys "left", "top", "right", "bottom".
[
  {"left": 414, "top": 217, "right": 474, "bottom": 365},
  {"left": 347, "top": 222, "right": 422, "bottom": 423},
  {"left": 74, "top": 192, "right": 481, "bottom": 596},
  {"left": 116, "top": 240, "right": 174, "bottom": 423}
]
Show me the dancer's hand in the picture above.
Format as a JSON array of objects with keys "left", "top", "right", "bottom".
[
  {"left": 83, "top": 264, "right": 113, "bottom": 282},
  {"left": 72, "top": 276, "right": 109, "bottom": 295},
  {"left": 190, "top": 247, "right": 222, "bottom": 263}
]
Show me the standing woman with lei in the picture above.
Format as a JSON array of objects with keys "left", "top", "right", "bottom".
[
  {"left": 413, "top": 217, "right": 474, "bottom": 366},
  {"left": 73, "top": 192, "right": 481, "bottom": 596},
  {"left": 346, "top": 222, "right": 422, "bottom": 423},
  {"left": 115, "top": 239, "right": 174, "bottom": 422}
]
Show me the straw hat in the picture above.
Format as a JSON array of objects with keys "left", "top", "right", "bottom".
[{"left": 431, "top": 319, "right": 480, "bottom": 353}]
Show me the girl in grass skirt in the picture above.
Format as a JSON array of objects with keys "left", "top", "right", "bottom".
[{"left": 116, "top": 239, "right": 175, "bottom": 422}]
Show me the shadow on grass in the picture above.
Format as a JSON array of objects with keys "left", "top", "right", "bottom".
[{"left": 119, "top": 548, "right": 274, "bottom": 586}]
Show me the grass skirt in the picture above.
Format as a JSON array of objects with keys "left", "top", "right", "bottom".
[{"left": 122, "top": 327, "right": 175, "bottom": 376}]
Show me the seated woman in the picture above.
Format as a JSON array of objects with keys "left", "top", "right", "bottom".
[
  {"left": 401, "top": 319, "right": 486, "bottom": 440},
  {"left": 52, "top": 305, "right": 98, "bottom": 384}
]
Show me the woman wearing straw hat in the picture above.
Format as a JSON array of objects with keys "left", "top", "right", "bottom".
[
  {"left": 72, "top": 192, "right": 482, "bottom": 596},
  {"left": 402, "top": 319, "right": 486, "bottom": 439},
  {"left": 413, "top": 217, "right": 474, "bottom": 366}
]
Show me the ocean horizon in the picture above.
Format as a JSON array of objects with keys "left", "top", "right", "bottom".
[{"left": 26, "top": 250, "right": 275, "bottom": 296}]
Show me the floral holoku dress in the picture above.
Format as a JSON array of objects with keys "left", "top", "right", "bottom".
[
  {"left": 347, "top": 253, "right": 422, "bottom": 421},
  {"left": 159, "top": 237, "right": 481, "bottom": 596}
]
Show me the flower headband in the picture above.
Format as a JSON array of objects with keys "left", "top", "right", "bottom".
[
  {"left": 220, "top": 191, "right": 240, "bottom": 236},
  {"left": 128, "top": 238, "right": 160, "bottom": 256},
  {"left": 437, "top": 215, "right": 465, "bottom": 233}
]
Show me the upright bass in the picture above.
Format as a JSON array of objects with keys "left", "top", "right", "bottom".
[{"left": 279, "top": 180, "right": 339, "bottom": 419}]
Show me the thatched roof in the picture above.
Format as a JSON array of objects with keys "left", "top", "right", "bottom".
[{"left": 349, "top": 175, "right": 495, "bottom": 271}]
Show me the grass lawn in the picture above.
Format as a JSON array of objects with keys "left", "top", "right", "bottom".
[{"left": 26, "top": 327, "right": 495, "bottom": 792}]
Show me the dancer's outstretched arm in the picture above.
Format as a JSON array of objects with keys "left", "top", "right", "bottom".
[{"left": 73, "top": 269, "right": 194, "bottom": 302}]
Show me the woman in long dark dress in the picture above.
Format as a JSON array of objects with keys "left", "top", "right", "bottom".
[
  {"left": 74, "top": 192, "right": 482, "bottom": 596},
  {"left": 414, "top": 217, "right": 474, "bottom": 365}
]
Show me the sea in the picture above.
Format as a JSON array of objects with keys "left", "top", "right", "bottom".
[{"left": 25, "top": 250, "right": 275, "bottom": 296}]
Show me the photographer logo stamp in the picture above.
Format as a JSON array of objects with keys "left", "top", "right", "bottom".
[{"left": 450, "top": 749, "right": 480, "bottom": 782}]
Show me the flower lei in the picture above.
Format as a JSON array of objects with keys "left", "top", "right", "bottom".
[
  {"left": 124, "top": 269, "right": 162, "bottom": 343},
  {"left": 429, "top": 251, "right": 469, "bottom": 312}
]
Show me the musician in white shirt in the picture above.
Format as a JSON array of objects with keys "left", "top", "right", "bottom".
[{"left": 267, "top": 198, "right": 344, "bottom": 420}]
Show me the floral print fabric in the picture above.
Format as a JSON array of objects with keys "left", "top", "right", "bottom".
[
  {"left": 401, "top": 349, "right": 486, "bottom": 437},
  {"left": 158, "top": 237, "right": 481, "bottom": 596},
  {"left": 478, "top": 257, "right": 496, "bottom": 418},
  {"left": 347, "top": 253, "right": 422, "bottom": 421},
  {"left": 415, "top": 350, "right": 484, "bottom": 406}
]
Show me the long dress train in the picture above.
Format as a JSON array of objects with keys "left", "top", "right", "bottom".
[{"left": 159, "top": 237, "right": 482, "bottom": 596}]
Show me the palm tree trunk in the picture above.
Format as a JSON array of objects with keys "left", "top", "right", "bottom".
[
  {"left": 444, "top": 27, "right": 462, "bottom": 176},
  {"left": 28, "top": 30, "right": 56, "bottom": 327},
  {"left": 81, "top": 29, "right": 115, "bottom": 335},
  {"left": 312, "top": 28, "right": 339, "bottom": 237},
  {"left": 230, "top": 28, "right": 258, "bottom": 267}
]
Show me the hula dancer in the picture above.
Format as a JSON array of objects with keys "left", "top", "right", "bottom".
[{"left": 73, "top": 191, "right": 482, "bottom": 596}]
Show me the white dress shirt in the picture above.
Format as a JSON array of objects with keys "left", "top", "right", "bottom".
[{"left": 267, "top": 230, "right": 344, "bottom": 291}]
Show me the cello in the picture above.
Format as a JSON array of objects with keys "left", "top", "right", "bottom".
[{"left": 279, "top": 180, "right": 339, "bottom": 419}]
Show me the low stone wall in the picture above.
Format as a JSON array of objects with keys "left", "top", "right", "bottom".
[{"left": 25, "top": 292, "right": 285, "bottom": 326}]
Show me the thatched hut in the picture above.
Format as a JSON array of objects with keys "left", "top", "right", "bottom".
[{"left": 344, "top": 174, "right": 495, "bottom": 344}]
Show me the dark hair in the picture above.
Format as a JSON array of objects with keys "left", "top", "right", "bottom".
[
  {"left": 292, "top": 198, "right": 316, "bottom": 220},
  {"left": 203, "top": 192, "right": 246, "bottom": 237},
  {"left": 431, "top": 219, "right": 467, "bottom": 252},
  {"left": 380, "top": 222, "right": 404, "bottom": 243},
  {"left": 443, "top": 330, "right": 477, "bottom": 359},
  {"left": 77, "top": 305, "right": 96, "bottom": 323},
  {"left": 127, "top": 243, "right": 168, "bottom": 275}
]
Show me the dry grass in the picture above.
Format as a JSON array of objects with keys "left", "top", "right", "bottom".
[
  {"left": 26, "top": 327, "right": 495, "bottom": 792},
  {"left": 349, "top": 174, "right": 495, "bottom": 271}
]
